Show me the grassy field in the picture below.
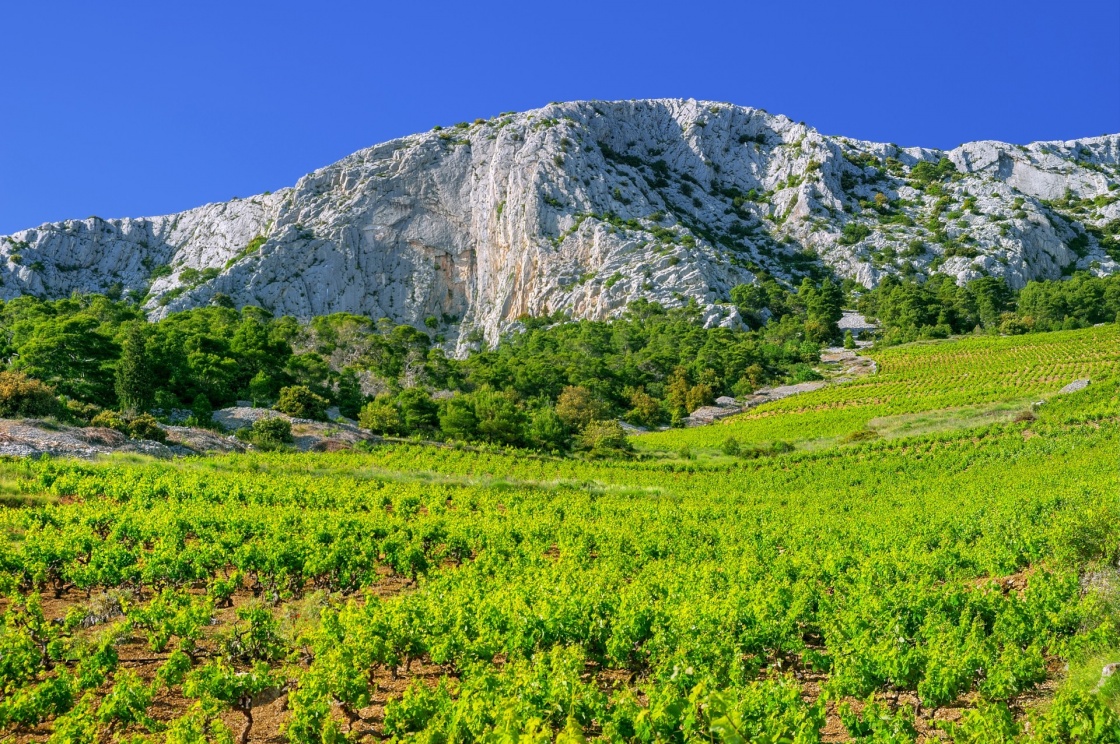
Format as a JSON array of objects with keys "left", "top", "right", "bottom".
[{"left": 0, "top": 327, "right": 1119, "bottom": 742}]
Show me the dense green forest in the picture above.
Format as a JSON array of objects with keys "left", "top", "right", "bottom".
[
  {"left": 0, "top": 284, "right": 829, "bottom": 454},
  {"left": 0, "top": 269, "right": 1117, "bottom": 453},
  {"left": 856, "top": 271, "right": 1120, "bottom": 344}
]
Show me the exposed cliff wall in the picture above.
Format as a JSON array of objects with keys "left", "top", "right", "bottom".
[{"left": 2, "top": 99, "right": 1117, "bottom": 351}]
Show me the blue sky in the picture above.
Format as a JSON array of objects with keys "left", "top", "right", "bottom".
[{"left": 1, "top": 0, "right": 1117, "bottom": 234}]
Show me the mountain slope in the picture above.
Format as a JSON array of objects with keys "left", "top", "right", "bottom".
[{"left": 3, "top": 99, "right": 1118, "bottom": 349}]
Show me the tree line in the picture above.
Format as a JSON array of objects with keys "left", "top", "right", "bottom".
[
  {"left": 0, "top": 284, "right": 836, "bottom": 455},
  {"left": 857, "top": 271, "right": 1120, "bottom": 345},
  {"left": 2, "top": 269, "right": 1112, "bottom": 453}
]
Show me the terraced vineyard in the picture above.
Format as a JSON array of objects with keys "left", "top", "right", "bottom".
[
  {"left": 1, "top": 327, "right": 1119, "bottom": 742},
  {"left": 635, "top": 324, "right": 1120, "bottom": 454}
]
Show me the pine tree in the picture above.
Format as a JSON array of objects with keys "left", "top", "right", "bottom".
[
  {"left": 247, "top": 371, "right": 274, "bottom": 407},
  {"left": 818, "top": 279, "right": 845, "bottom": 325},
  {"left": 803, "top": 278, "right": 845, "bottom": 342},
  {"left": 115, "top": 324, "right": 154, "bottom": 412},
  {"left": 190, "top": 394, "right": 213, "bottom": 426}
]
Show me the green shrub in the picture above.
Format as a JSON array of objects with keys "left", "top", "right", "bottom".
[
  {"left": 0, "top": 372, "right": 59, "bottom": 418},
  {"left": 944, "top": 245, "right": 979, "bottom": 258},
  {"left": 276, "top": 386, "right": 329, "bottom": 420},
  {"left": 236, "top": 417, "right": 293, "bottom": 450},
  {"left": 63, "top": 398, "right": 101, "bottom": 424},
  {"left": 90, "top": 410, "right": 167, "bottom": 442},
  {"left": 576, "top": 420, "right": 633, "bottom": 457},
  {"left": 225, "top": 235, "right": 267, "bottom": 269},
  {"left": 788, "top": 364, "right": 823, "bottom": 383},
  {"left": 91, "top": 409, "right": 127, "bottom": 431},
  {"left": 910, "top": 157, "right": 958, "bottom": 187},
  {"left": 903, "top": 239, "right": 926, "bottom": 257},
  {"left": 359, "top": 394, "right": 401, "bottom": 435},
  {"left": 157, "top": 286, "right": 186, "bottom": 306},
  {"left": 838, "top": 223, "right": 872, "bottom": 245},
  {"left": 256, "top": 416, "right": 291, "bottom": 444},
  {"left": 127, "top": 413, "right": 167, "bottom": 442}
]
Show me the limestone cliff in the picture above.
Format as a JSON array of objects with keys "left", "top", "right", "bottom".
[{"left": 2, "top": 99, "right": 1117, "bottom": 350}]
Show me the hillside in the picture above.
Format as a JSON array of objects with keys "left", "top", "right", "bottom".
[
  {"left": 635, "top": 323, "right": 1120, "bottom": 453},
  {"left": 2, "top": 99, "right": 1118, "bottom": 350},
  {"left": 1, "top": 328, "right": 1118, "bottom": 741}
]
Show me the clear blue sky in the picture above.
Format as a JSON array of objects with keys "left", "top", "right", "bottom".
[{"left": 2, "top": 0, "right": 1118, "bottom": 235}]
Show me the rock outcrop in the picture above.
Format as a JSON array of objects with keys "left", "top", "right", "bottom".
[
  {"left": 2, "top": 99, "right": 1117, "bottom": 352},
  {"left": 0, "top": 410, "right": 378, "bottom": 459},
  {"left": 0, "top": 420, "right": 177, "bottom": 459}
]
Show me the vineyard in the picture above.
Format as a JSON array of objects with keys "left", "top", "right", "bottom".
[
  {"left": 1, "top": 328, "right": 1119, "bottom": 742},
  {"left": 634, "top": 324, "right": 1120, "bottom": 454}
]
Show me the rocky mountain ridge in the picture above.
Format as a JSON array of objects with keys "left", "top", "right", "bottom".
[{"left": 3, "top": 99, "right": 1118, "bottom": 351}]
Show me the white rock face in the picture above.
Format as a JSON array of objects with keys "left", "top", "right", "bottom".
[{"left": 2, "top": 99, "right": 1117, "bottom": 352}]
